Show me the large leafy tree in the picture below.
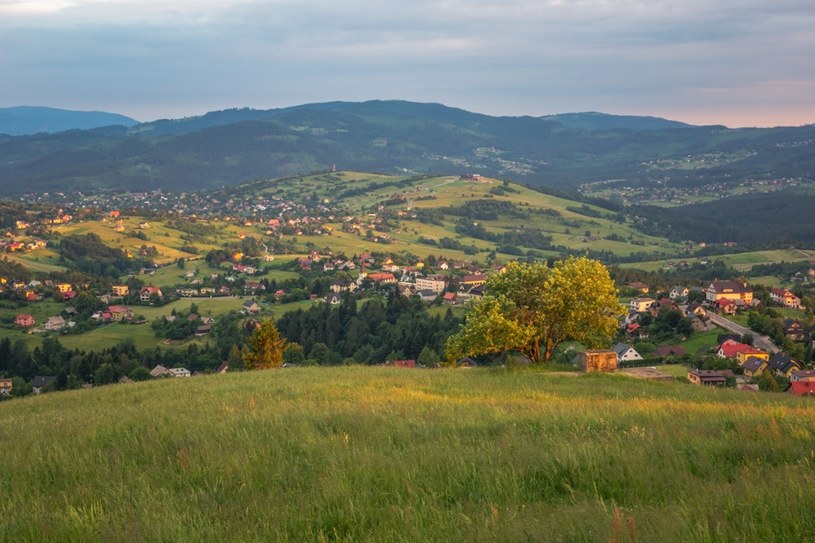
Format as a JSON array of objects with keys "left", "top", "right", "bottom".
[
  {"left": 243, "top": 319, "right": 287, "bottom": 369},
  {"left": 446, "top": 257, "right": 622, "bottom": 363}
]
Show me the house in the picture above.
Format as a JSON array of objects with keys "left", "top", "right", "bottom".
[
  {"left": 686, "top": 302, "right": 707, "bottom": 317},
  {"left": 669, "top": 286, "right": 689, "bottom": 300},
  {"left": 367, "top": 272, "right": 397, "bottom": 284},
  {"left": 442, "top": 292, "right": 458, "bottom": 305},
  {"left": 735, "top": 347, "right": 769, "bottom": 365},
  {"left": 195, "top": 324, "right": 212, "bottom": 336},
  {"left": 216, "top": 362, "right": 230, "bottom": 374},
  {"left": 714, "top": 298, "right": 739, "bottom": 315},
  {"left": 168, "top": 367, "right": 191, "bottom": 378},
  {"left": 613, "top": 343, "right": 643, "bottom": 363},
  {"left": 770, "top": 288, "right": 801, "bottom": 309},
  {"left": 390, "top": 359, "right": 416, "bottom": 368},
  {"left": 242, "top": 300, "right": 261, "bottom": 315},
  {"left": 626, "top": 282, "right": 650, "bottom": 294},
  {"left": 149, "top": 365, "right": 171, "bottom": 378},
  {"left": 330, "top": 280, "right": 356, "bottom": 293},
  {"left": 790, "top": 369, "right": 815, "bottom": 382},
  {"left": 326, "top": 293, "right": 342, "bottom": 305},
  {"left": 783, "top": 319, "right": 807, "bottom": 342},
  {"left": 460, "top": 274, "right": 487, "bottom": 288},
  {"left": 111, "top": 285, "right": 130, "bottom": 297},
  {"left": 577, "top": 350, "right": 617, "bottom": 373},
  {"left": 107, "top": 305, "right": 133, "bottom": 322},
  {"left": 0, "top": 378, "right": 12, "bottom": 396},
  {"left": 32, "top": 375, "right": 57, "bottom": 394},
  {"left": 626, "top": 323, "right": 649, "bottom": 339},
  {"left": 649, "top": 297, "right": 678, "bottom": 317},
  {"left": 15, "top": 314, "right": 35, "bottom": 327},
  {"left": 687, "top": 369, "right": 731, "bottom": 386},
  {"left": 741, "top": 356, "right": 769, "bottom": 379},
  {"left": 706, "top": 280, "right": 753, "bottom": 304},
  {"left": 139, "top": 286, "right": 163, "bottom": 302},
  {"left": 44, "top": 316, "right": 66, "bottom": 331},
  {"left": 244, "top": 281, "right": 264, "bottom": 292},
  {"left": 629, "top": 297, "right": 655, "bottom": 312},
  {"left": 415, "top": 276, "right": 448, "bottom": 293},
  {"left": 768, "top": 352, "right": 802, "bottom": 378},
  {"left": 55, "top": 283, "right": 73, "bottom": 293}
]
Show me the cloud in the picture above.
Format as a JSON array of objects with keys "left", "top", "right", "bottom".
[{"left": 0, "top": 0, "right": 813, "bottom": 126}]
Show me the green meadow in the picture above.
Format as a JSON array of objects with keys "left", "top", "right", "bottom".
[{"left": 2, "top": 367, "right": 815, "bottom": 542}]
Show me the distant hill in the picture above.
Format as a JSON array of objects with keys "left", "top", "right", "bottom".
[
  {"left": 540, "top": 112, "right": 694, "bottom": 131},
  {"left": 0, "top": 100, "right": 813, "bottom": 195},
  {"left": 0, "top": 106, "right": 138, "bottom": 136}
]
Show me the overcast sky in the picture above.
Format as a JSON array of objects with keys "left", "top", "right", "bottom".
[{"left": 1, "top": 0, "right": 813, "bottom": 127}]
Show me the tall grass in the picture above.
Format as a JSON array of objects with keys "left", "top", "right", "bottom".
[{"left": 2, "top": 367, "right": 814, "bottom": 542}]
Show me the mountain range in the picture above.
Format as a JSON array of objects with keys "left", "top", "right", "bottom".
[
  {"left": 0, "top": 100, "right": 813, "bottom": 196},
  {"left": 0, "top": 106, "right": 138, "bottom": 136}
]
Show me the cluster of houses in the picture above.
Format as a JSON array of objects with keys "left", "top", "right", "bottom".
[
  {"left": 622, "top": 279, "right": 813, "bottom": 395},
  {"left": 11, "top": 283, "right": 168, "bottom": 334},
  {"left": 687, "top": 335, "right": 813, "bottom": 395}
]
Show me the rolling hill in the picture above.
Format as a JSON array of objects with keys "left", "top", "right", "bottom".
[
  {"left": 1, "top": 100, "right": 813, "bottom": 195},
  {"left": 0, "top": 106, "right": 138, "bottom": 136},
  {"left": 2, "top": 366, "right": 814, "bottom": 542}
]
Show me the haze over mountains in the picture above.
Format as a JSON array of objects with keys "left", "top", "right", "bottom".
[
  {"left": 0, "top": 106, "right": 138, "bottom": 136},
  {"left": 0, "top": 100, "right": 813, "bottom": 196}
]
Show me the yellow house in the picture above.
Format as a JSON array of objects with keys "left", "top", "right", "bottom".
[
  {"left": 706, "top": 280, "right": 753, "bottom": 304},
  {"left": 736, "top": 348, "right": 769, "bottom": 365},
  {"left": 629, "top": 297, "right": 655, "bottom": 312},
  {"left": 741, "top": 357, "right": 768, "bottom": 379},
  {"left": 56, "top": 283, "right": 73, "bottom": 293},
  {"left": 112, "top": 285, "right": 130, "bottom": 297}
]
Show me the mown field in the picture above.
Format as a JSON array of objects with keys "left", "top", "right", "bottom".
[{"left": 2, "top": 367, "right": 814, "bottom": 542}]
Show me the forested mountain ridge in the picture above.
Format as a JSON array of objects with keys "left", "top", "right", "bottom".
[
  {"left": 0, "top": 106, "right": 138, "bottom": 136},
  {"left": 0, "top": 100, "right": 813, "bottom": 195}
]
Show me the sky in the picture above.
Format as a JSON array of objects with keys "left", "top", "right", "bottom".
[{"left": 1, "top": 0, "right": 814, "bottom": 127}]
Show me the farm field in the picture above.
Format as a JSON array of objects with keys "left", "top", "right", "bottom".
[
  {"left": 234, "top": 172, "right": 685, "bottom": 261},
  {"left": 622, "top": 248, "right": 815, "bottom": 273},
  {"left": 2, "top": 366, "right": 814, "bottom": 542}
]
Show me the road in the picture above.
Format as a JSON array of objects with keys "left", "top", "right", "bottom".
[{"left": 706, "top": 313, "right": 779, "bottom": 354}]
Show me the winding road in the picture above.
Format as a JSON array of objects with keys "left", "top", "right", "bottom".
[{"left": 706, "top": 312, "right": 780, "bottom": 354}]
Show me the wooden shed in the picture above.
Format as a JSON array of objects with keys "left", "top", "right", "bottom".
[{"left": 577, "top": 350, "right": 617, "bottom": 373}]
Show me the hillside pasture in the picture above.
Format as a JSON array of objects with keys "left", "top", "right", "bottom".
[{"left": 2, "top": 367, "right": 815, "bottom": 542}]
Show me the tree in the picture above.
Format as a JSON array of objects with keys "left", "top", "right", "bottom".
[
  {"left": 446, "top": 257, "right": 622, "bottom": 364},
  {"left": 243, "top": 319, "right": 286, "bottom": 369},
  {"left": 417, "top": 345, "right": 440, "bottom": 367}
]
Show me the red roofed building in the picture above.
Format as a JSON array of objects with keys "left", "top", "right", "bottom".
[
  {"left": 770, "top": 288, "right": 801, "bottom": 309},
  {"left": 717, "top": 340, "right": 752, "bottom": 359},
  {"left": 15, "top": 314, "right": 35, "bottom": 327},
  {"left": 107, "top": 305, "right": 133, "bottom": 321},
  {"left": 139, "top": 286, "right": 163, "bottom": 302},
  {"left": 367, "top": 272, "right": 397, "bottom": 284}
]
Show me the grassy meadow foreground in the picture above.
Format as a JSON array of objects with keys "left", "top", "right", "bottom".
[{"left": 2, "top": 367, "right": 815, "bottom": 542}]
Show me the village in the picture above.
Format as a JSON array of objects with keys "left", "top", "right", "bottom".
[{"left": 1, "top": 174, "right": 814, "bottom": 399}]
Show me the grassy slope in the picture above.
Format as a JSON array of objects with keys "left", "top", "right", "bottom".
[
  {"left": 624, "top": 248, "right": 815, "bottom": 272},
  {"left": 2, "top": 367, "right": 815, "bottom": 542}
]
